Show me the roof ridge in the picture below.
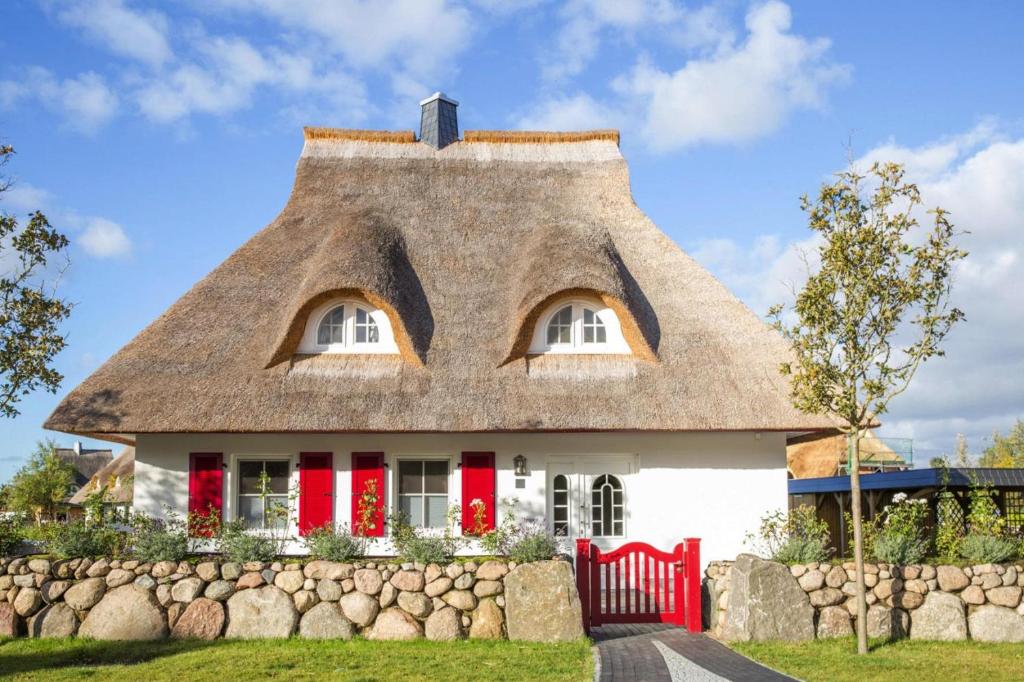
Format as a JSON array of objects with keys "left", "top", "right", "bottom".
[
  {"left": 303, "top": 127, "right": 417, "bottom": 143},
  {"left": 302, "top": 127, "right": 621, "bottom": 146}
]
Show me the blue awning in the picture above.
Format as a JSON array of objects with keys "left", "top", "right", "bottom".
[{"left": 788, "top": 468, "right": 1024, "bottom": 495}]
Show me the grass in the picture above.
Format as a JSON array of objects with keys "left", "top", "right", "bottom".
[
  {"left": 0, "top": 637, "right": 594, "bottom": 681},
  {"left": 732, "top": 637, "right": 1024, "bottom": 682}
]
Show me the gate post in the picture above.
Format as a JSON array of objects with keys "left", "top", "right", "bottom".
[
  {"left": 575, "top": 539, "right": 591, "bottom": 634},
  {"left": 590, "top": 543, "right": 602, "bottom": 628},
  {"left": 684, "top": 538, "right": 702, "bottom": 633}
]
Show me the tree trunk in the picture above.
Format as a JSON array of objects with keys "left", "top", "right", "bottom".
[{"left": 848, "top": 430, "right": 869, "bottom": 654}]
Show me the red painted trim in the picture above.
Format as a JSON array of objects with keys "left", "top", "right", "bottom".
[
  {"left": 685, "top": 538, "right": 702, "bottom": 633},
  {"left": 351, "top": 452, "right": 385, "bottom": 537},
  {"left": 299, "top": 452, "right": 333, "bottom": 536},
  {"left": 188, "top": 452, "right": 222, "bottom": 537},
  {"left": 575, "top": 539, "right": 591, "bottom": 634},
  {"left": 460, "top": 452, "right": 496, "bottom": 533}
]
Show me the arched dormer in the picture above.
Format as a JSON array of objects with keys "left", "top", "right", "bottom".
[
  {"left": 297, "top": 297, "right": 399, "bottom": 355},
  {"left": 528, "top": 297, "right": 631, "bottom": 355}
]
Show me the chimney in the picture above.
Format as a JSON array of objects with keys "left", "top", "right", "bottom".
[
  {"left": 73, "top": 441, "right": 82, "bottom": 456},
  {"left": 419, "top": 92, "right": 459, "bottom": 149}
]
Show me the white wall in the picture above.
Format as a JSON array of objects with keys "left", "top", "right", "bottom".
[{"left": 134, "top": 431, "right": 788, "bottom": 567}]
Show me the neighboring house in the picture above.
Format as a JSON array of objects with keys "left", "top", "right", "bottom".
[
  {"left": 54, "top": 442, "right": 114, "bottom": 520},
  {"left": 68, "top": 447, "right": 135, "bottom": 523},
  {"left": 44, "top": 94, "right": 832, "bottom": 562},
  {"left": 787, "top": 430, "right": 911, "bottom": 479}
]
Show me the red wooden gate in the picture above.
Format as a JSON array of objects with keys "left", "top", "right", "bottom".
[{"left": 575, "top": 538, "right": 701, "bottom": 633}]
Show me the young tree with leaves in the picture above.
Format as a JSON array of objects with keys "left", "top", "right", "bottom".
[
  {"left": 1, "top": 142, "right": 72, "bottom": 418},
  {"left": 7, "top": 439, "right": 76, "bottom": 524},
  {"left": 771, "top": 162, "right": 966, "bottom": 654},
  {"left": 978, "top": 419, "right": 1024, "bottom": 468}
]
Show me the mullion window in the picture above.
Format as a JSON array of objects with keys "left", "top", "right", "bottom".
[
  {"left": 398, "top": 460, "right": 449, "bottom": 528},
  {"left": 238, "top": 460, "right": 290, "bottom": 530}
]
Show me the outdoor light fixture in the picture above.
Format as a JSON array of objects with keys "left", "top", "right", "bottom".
[{"left": 513, "top": 454, "right": 528, "bottom": 476}]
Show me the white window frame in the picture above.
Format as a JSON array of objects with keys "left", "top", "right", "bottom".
[
  {"left": 529, "top": 299, "right": 631, "bottom": 355},
  {"left": 226, "top": 454, "right": 297, "bottom": 534},
  {"left": 388, "top": 454, "right": 459, "bottom": 534},
  {"left": 589, "top": 473, "right": 626, "bottom": 538},
  {"left": 297, "top": 298, "right": 400, "bottom": 355}
]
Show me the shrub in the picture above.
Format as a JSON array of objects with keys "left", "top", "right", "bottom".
[
  {"left": 746, "top": 506, "right": 832, "bottom": 564},
  {"left": 0, "top": 514, "right": 25, "bottom": 555},
  {"left": 934, "top": 492, "right": 965, "bottom": 560},
  {"left": 388, "top": 508, "right": 462, "bottom": 565},
  {"left": 873, "top": 533, "right": 929, "bottom": 564},
  {"left": 870, "top": 493, "right": 929, "bottom": 564},
  {"left": 218, "top": 519, "right": 278, "bottom": 564},
  {"left": 45, "top": 520, "right": 128, "bottom": 559},
  {"left": 960, "top": 533, "right": 1017, "bottom": 564},
  {"left": 305, "top": 524, "right": 364, "bottom": 562},
  {"left": 507, "top": 524, "right": 560, "bottom": 563},
  {"left": 131, "top": 510, "right": 189, "bottom": 563}
]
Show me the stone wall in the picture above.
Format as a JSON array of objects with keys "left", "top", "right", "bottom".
[
  {"left": 705, "top": 554, "right": 1024, "bottom": 643},
  {"left": 0, "top": 555, "right": 583, "bottom": 642}
]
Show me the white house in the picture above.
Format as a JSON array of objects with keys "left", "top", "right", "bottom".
[{"left": 45, "top": 93, "right": 832, "bottom": 565}]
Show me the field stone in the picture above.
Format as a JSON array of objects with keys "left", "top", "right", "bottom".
[
  {"left": 28, "top": 603, "right": 78, "bottom": 638},
  {"left": 205, "top": 580, "right": 235, "bottom": 602},
  {"left": 261, "top": 569, "right": 277, "bottom": 585},
  {"left": 469, "top": 598, "right": 504, "bottom": 639},
  {"left": 379, "top": 582, "right": 397, "bottom": 608},
  {"left": 196, "top": 562, "right": 220, "bottom": 582},
  {"left": 873, "top": 579, "right": 903, "bottom": 600},
  {"left": 341, "top": 579, "right": 355, "bottom": 593},
  {"left": 797, "top": 570, "right": 825, "bottom": 592},
  {"left": 221, "top": 563, "right": 242, "bottom": 580},
  {"left": 171, "top": 598, "right": 225, "bottom": 640},
  {"left": 425, "top": 577, "right": 453, "bottom": 598},
  {"left": 28, "top": 559, "right": 51, "bottom": 575},
  {"left": 397, "top": 591, "right": 433, "bottom": 619},
  {"left": 105, "top": 569, "right": 134, "bottom": 588},
  {"left": 454, "top": 573, "right": 475, "bottom": 590},
  {"left": 0, "top": 576, "right": 11, "bottom": 591},
  {"left": 304, "top": 561, "right": 352, "bottom": 580},
  {"left": 80, "top": 585, "right": 168, "bottom": 641},
  {"left": 816, "top": 605, "right": 852, "bottom": 639},
  {"left": 889, "top": 591, "right": 924, "bottom": 610},
  {"left": 424, "top": 564, "right": 443, "bottom": 583},
  {"left": 920, "top": 565, "right": 937, "bottom": 581},
  {"left": 425, "top": 606, "right": 462, "bottom": 641},
  {"left": 967, "top": 604, "right": 1024, "bottom": 643},
  {"left": 339, "top": 591, "right": 379, "bottom": 627},
  {"left": 86, "top": 559, "right": 111, "bottom": 578},
  {"left": 432, "top": 596, "right": 446, "bottom": 612},
  {"left": 866, "top": 604, "right": 909, "bottom": 639},
  {"left": 986, "top": 586, "right": 1022, "bottom": 608},
  {"left": 225, "top": 586, "right": 298, "bottom": 639},
  {"left": 473, "top": 580, "right": 503, "bottom": 598},
  {"left": 936, "top": 566, "right": 969, "bottom": 592},
  {"left": 299, "top": 602, "right": 353, "bottom": 640},
  {"left": 172, "top": 577, "right": 204, "bottom": 603},
  {"left": 354, "top": 569, "right": 383, "bottom": 595},
  {"left": 809, "top": 588, "right": 844, "bottom": 607},
  {"left": 825, "top": 565, "right": 847, "bottom": 589},
  {"left": 476, "top": 561, "right": 509, "bottom": 581},
  {"left": 134, "top": 574, "right": 157, "bottom": 590},
  {"left": 904, "top": 579, "right": 928, "bottom": 594},
  {"left": 318, "top": 579, "right": 343, "bottom": 602},
  {"left": 151, "top": 561, "right": 177, "bottom": 579},
  {"left": 367, "top": 607, "right": 423, "bottom": 640},
  {"left": 13, "top": 587, "right": 42, "bottom": 617},
  {"left": 981, "top": 573, "right": 1003, "bottom": 590},
  {"left": 442, "top": 590, "right": 477, "bottom": 612},
  {"left": 445, "top": 564, "right": 464, "bottom": 580},
  {"left": 41, "top": 580, "right": 71, "bottom": 603},
  {"left": 13, "top": 575, "right": 35, "bottom": 588},
  {"left": 167, "top": 602, "right": 185, "bottom": 629},
  {"left": 236, "top": 572, "right": 264, "bottom": 590},
  {"left": 961, "top": 585, "right": 985, "bottom": 605},
  {"left": 274, "top": 570, "right": 305, "bottom": 594},
  {"left": 390, "top": 570, "right": 424, "bottom": 593},
  {"left": 911, "top": 591, "right": 967, "bottom": 641},
  {"left": 294, "top": 590, "right": 318, "bottom": 614},
  {"left": 64, "top": 578, "right": 106, "bottom": 611},
  {"left": 1003, "top": 566, "right": 1018, "bottom": 586},
  {"left": 504, "top": 560, "right": 584, "bottom": 642},
  {"left": 720, "top": 555, "right": 814, "bottom": 643}
]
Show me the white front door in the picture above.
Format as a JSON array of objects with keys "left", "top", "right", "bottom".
[{"left": 547, "top": 457, "right": 633, "bottom": 543}]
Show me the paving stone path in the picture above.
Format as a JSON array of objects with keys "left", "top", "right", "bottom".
[{"left": 592, "top": 624, "right": 797, "bottom": 682}]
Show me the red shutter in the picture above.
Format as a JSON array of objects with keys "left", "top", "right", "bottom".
[
  {"left": 461, "top": 452, "right": 496, "bottom": 533},
  {"left": 351, "top": 452, "right": 385, "bottom": 537},
  {"left": 188, "top": 452, "right": 223, "bottom": 537},
  {"left": 299, "top": 452, "right": 334, "bottom": 536}
]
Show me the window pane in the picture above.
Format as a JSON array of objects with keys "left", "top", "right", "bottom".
[
  {"left": 239, "top": 461, "right": 264, "bottom": 495},
  {"left": 425, "top": 496, "right": 448, "bottom": 528},
  {"left": 399, "top": 495, "right": 422, "bottom": 526},
  {"left": 554, "top": 490, "right": 567, "bottom": 505},
  {"left": 584, "top": 309, "right": 594, "bottom": 324},
  {"left": 424, "top": 461, "right": 448, "bottom": 494},
  {"left": 318, "top": 306, "right": 345, "bottom": 345},
  {"left": 357, "top": 308, "right": 367, "bottom": 324},
  {"left": 596, "top": 326, "right": 606, "bottom": 343},
  {"left": 264, "top": 461, "right": 290, "bottom": 494},
  {"left": 399, "top": 461, "right": 422, "bottom": 494},
  {"left": 238, "top": 496, "right": 263, "bottom": 528},
  {"left": 613, "top": 521, "right": 623, "bottom": 536},
  {"left": 356, "top": 325, "right": 367, "bottom": 343},
  {"left": 266, "top": 496, "right": 289, "bottom": 530},
  {"left": 368, "top": 323, "right": 379, "bottom": 343},
  {"left": 547, "top": 307, "right": 572, "bottom": 345},
  {"left": 583, "top": 326, "right": 594, "bottom": 343}
]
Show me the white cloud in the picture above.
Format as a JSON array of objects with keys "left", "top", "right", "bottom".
[
  {"left": 79, "top": 217, "right": 132, "bottom": 258},
  {"left": 616, "top": 1, "right": 848, "bottom": 150},
  {"left": 55, "top": 0, "right": 172, "bottom": 66},
  {"left": 516, "top": 92, "right": 619, "bottom": 131},
  {"left": 0, "top": 68, "right": 118, "bottom": 133},
  {"left": 692, "top": 123, "right": 1024, "bottom": 460}
]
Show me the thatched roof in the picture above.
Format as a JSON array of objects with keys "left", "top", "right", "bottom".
[
  {"left": 68, "top": 447, "right": 134, "bottom": 505},
  {"left": 54, "top": 448, "right": 113, "bottom": 500},
  {"left": 46, "top": 127, "right": 835, "bottom": 435},
  {"left": 787, "top": 431, "right": 908, "bottom": 479}
]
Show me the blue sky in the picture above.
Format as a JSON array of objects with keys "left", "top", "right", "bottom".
[{"left": 1, "top": 0, "right": 1022, "bottom": 479}]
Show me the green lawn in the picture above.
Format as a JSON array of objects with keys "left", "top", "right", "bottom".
[
  {"left": 733, "top": 637, "right": 1024, "bottom": 682},
  {"left": 0, "top": 637, "right": 594, "bottom": 681}
]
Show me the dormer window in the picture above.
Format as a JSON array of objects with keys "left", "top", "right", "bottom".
[
  {"left": 298, "top": 298, "right": 399, "bottom": 355},
  {"left": 530, "top": 299, "right": 630, "bottom": 355}
]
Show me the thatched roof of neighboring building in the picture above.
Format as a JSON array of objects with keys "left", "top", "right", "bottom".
[
  {"left": 45, "top": 126, "right": 835, "bottom": 435},
  {"left": 68, "top": 447, "right": 134, "bottom": 506},
  {"left": 54, "top": 447, "right": 113, "bottom": 501},
  {"left": 787, "top": 431, "right": 908, "bottom": 479}
]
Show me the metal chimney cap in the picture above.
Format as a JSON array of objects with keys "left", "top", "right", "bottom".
[{"left": 419, "top": 91, "right": 459, "bottom": 107}]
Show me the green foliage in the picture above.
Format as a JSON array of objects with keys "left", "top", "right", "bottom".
[
  {"left": 978, "top": 419, "right": 1024, "bottom": 468},
  {"left": 44, "top": 520, "right": 128, "bottom": 559},
  {"left": 506, "top": 524, "right": 561, "bottom": 564},
  {"left": 217, "top": 519, "right": 278, "bottom": 563},
  {"left": 959, "top": 534, "right": 1017, "bottom": 564},
  {"left": 746, "top": 506, "right": 832, "bottom": 565},
  {"left": 873, "top": 494, "right": 929, "bottom": 564},
  {"left": 0, "top": 512, "right": 26, "bottom": 554},
  {"left": 873, "top": 534, "right": 929, "bottom": 565},
  {"left": 131, "top": 509, "right": 189, "bottom": 563},
  {"left": 934, "top": 493, "right": 965, "bottom": 560},
  {"left": 0, "top": 143, "right": 72, "bottom": 419},
  {"left": 387, "top": 507, "right": 463, "bottom": 565},
  {"left": 7, "top": 440, "right": 76, "bottom": 523},
  {"left": 305, "top": 523, "right": 365, "bottom": 562},
  {"left": 965, "top": 488, "right": 1005, "bottom": 537}
]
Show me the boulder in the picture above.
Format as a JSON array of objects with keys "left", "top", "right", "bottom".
[
  {"left": 317, "top": 579, "right": 343, "bottom": 602},
  {"left": 204, "top": 580, "right": 235, "bottom": 602},
  {"left": 79, "top": 585, "right": 168, "bottom": 641},
  {"left": 473, "top": 580, "right": 503, "bottom": 598},
  {"left": 64, "top": 578, "right": 107, "bottom": 611},
  {"left": 987, "top": 586, "right": 1022, "bottom": 608},
  {"left": 911, "top": 591, "right": 967, "bottom": 641},
  {"left": 425, "top": 606, "right": 462, "bottom": 641},
  {"left": 224, "top": 586, "right": 298, "bottom": 639},
  {"left": 340, "top": 591, "right": 380, "bottom": 627},
  {"left": 14, "top": 588, "right": 43, "bottom": 617},
  {"left": 968, "top": 604, "right": 1024, "bottom": 643},
  {"left": 367, "top": 607, "right": 423, "bottom": 640},
  {"left": 503, "top": 561, "right": 582, "bottom": 643},
  {"left": 797, "top": 570, "right": 825, "bottom": 592},
  {"left": 809, "top": 588, "right": 845, "bottom": 607},
  {"left": 354, "top": 569, "right": 384, "bottom": 595},
  {"left": 304, "top": 561, "right": 352, "bottom": 581},
  {"left": 936, "top": 566, "right": 969, "bottom": 592},
  {"left": 171, "top": 598, "right": 225, "bottom": 640},
  {"left": 442, "top": 590, "right": 478, "bottom": 612},
  {"left": 171, "top": 577, "right": 204, "bottom": 603},
  {"left": 274, "top": 570, "right": 306, "bottom": 594},
  {"left": 889, "top": 590, "right": 924, "bottom": 610},
  {"left": 299, "top": 602, "right": 354, "bottom": 640},
  {"left": 469, "top": 598, "right": 504, "bottom": 639},
  {"left": 397, "top": 591, "right": 433, "bottom": 619},
  {"left": 0, "top": 602, "right": 22, "bottom": 637},
  {"left": 816, "top": 605, "right": 853, "bottom": 639},
  {"left": 425, "top": 577, "right": 453, "bottom": 598},
  {"left": 720, "top": 554, "right": 814, "bottom": 642},
  {"left": 28, "top": 603, "right": 78, "bottom": 638},
  {"left": 866, "top": 605, "right": 909, "bottom": 640},
  {"left": 476, "top": 561, "right": 509, "bottom": 581},
  {"left": 825, "top": 565, "right": 847, "bottom": 589},
  {"left": 390, "top": 570, "right": 425, "bottom": 593},
  {"left": 293, "top": 590, "right": 318, "bottom": 614}
]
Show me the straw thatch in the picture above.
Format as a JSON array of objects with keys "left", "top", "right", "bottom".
[
  {"left": 68, "top": 447, "right": 134, "bottom": 505},
  {"left": 787, "top": 431, "right": 908, "bottom": 478},
  {"left": 46, "top": 129, "right": 835, "bottom": 435}
]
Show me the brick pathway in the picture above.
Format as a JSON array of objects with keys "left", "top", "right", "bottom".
[{"left": 592, "top": 625, "right": 797, "bottom": 682}]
